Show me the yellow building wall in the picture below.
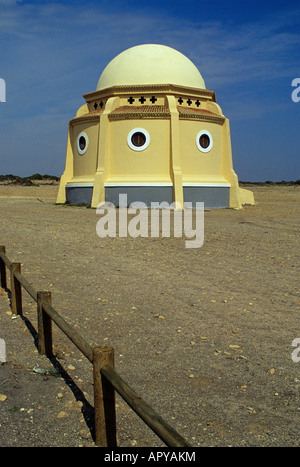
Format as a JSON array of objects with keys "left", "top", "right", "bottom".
[
  {"left": 107, "top": 119, "right": 171, "bottom": 183},
  {"left": 56, "top": 97, "right": 254, "bottom": 209},
  {"left": 179, "top": 120, "right": 224, "bottom": 182},
  {"left": 71, "top": 122, "right": 99, "bottom": 179}
]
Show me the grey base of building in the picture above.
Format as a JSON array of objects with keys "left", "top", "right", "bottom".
[
  {"left": 183, "top": 186, "right": 229, "bottom": 208},
  {"left": 105, "top": 186, "right": 173, "bottom": 207},
  {"left": 66, "top": 186, "right": 93, "bottom": 205},
  {"left": 65, "top": 185, "right": 230, "bottom": 209}
]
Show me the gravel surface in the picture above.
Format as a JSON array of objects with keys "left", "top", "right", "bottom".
[{"left": 0, "top": 183, "right": 299, "bottom": 447}]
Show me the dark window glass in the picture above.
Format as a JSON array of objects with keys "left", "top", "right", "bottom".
[
  {"left": 131, "top": 132, "right": 146, "bottom": 147},
  {"left": 199, "top": 134, "right": 210, "bottom": 149},
  {"left": 79, "top": 135, "right": 86, "bottom": 151}
]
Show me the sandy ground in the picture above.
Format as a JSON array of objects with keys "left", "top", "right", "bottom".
[{"left": 0, "top": 182, "right": 299, "bottom": 447}]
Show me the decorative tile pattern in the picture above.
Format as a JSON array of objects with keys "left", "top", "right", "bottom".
[{"left": 109, "top": 105, "right": 170, "bottom": 120}]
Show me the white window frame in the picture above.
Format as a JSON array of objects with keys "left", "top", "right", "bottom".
[
  {"left": 196, "top": 130, "right": 213, "bottom": 153},
  {"left": 127, "top": 128, "right": 150, "bottom": 152},
  {"left": 77, "top": 132, "right": 89, "bottom": 155}
]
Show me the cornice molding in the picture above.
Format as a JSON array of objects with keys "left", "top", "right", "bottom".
[
  {"left": 70, "top": 114, "right": 101, "bottom": 126},
  {"left": 84, "top": 84, "right": 216, "bottom": 102},
  {"left": 70, "top": 104, "right": 225, "bottom": 124},
  {"left": 109, "top": 105, "right": 170, "bottom": 121},
  {"left": 178, "top": 107, "right": 225, "bottom": 125}
]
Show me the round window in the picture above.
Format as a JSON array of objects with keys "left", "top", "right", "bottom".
[
  {"left": 77, "top": 132, "right": 88, "bottom": 155},
  {"left": 196, "top": 130, "right": 213, "bottom": 153},
  {"left": 131, "top": 131, "right": 146, "bottom": 147},
  {"left": 127, "top": 128, "right": 150, "bottom": 151}
]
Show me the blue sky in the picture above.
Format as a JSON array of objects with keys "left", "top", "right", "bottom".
[{"left": 0, "top": 0, "right": 299, "bottom": 181}]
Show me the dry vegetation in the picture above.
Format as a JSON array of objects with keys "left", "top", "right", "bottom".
[{"left": 0, "top": 180, "right": 299, "bottom": 447}]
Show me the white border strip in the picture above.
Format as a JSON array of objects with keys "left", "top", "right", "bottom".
[
  {"left": 66, "top": 183, "right": 94, "bottom": 187},
  {"left": 183, "top": 183, "right": 230, "bottom": 187},
  {"left": 105, "top": 182, "right": 173, "bottom": 187},
  {"left": 66, "top": 182, "right": 230, "bottom": 188}
]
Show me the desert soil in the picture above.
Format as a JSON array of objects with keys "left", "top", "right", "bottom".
[{"left": 0, "top": 182, "right": 299, "bottom": 447}]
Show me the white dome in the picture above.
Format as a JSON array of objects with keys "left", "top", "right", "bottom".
[{"left": 97, "top": 44, "right": 206, "bottom": 90}]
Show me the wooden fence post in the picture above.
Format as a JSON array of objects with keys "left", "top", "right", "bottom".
[
  {"left": 10, "top": 263, "right": 22, "bottom": 315},
  {"left": 92, "top": 346, "right": 117, "bottom": 447},
  {"left": 37, "top": 291, "right": 53, "bottom": 357},
  {"left": 0, "top": 246, "right": 7, "bottom": 289}
]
